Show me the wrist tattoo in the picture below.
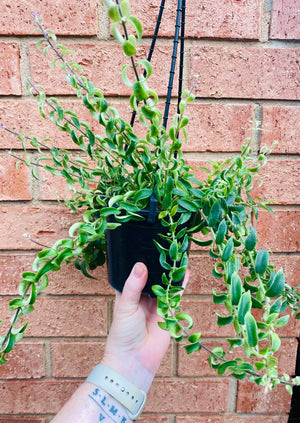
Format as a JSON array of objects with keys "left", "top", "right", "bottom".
[{"left": 89, "top": 388, "right": 129, "bottom": 423}]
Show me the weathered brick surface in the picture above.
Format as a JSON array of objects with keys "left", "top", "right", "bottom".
[
  {"left": 0, "top": 100, "right": 96, "bottom": 150},
  {"left": 0, "top": 43, "right": 21, "bottom": 95},
  {"left": 256, "top": 209, "right": 300, "bottom": 252},
  {"left": 185, "top": 103, "right": 254, "bottom": 152},
  {"left": 145, "top": 378, "right": 230, "bottom": 413},
  {"left": 185, "top": 254, "right": 222, "bottom": 295},
  {"left": 0, "top": 155, "right": 31, "bottom": 201},
  {"left": 270, "top": 0, "right": 300, "bottom": 40},
  {"left": 0, "top": 297, "right": 107, "bottom": 337},
  {"left": 190, "top": 46, "right": 300, "bottom": 100},
  {"left": 236, "top": 380, "right": 292, "bottom": 413},
  {"left": 271, "top": 255, "right": 300, "bottom": 287},
  {"left": 0, "top": 380, "right": 80, "bottom": 414},
  {"left": 254, "top": 159, "right": 300, "bottom": 205},
  {"left": 0, "top": 206, "right": 78, "bottom": 250},
  {"left": 261, "top": 105, "right": 300, "bottom": 154},
  {"left": 0, "top": 419, "right": 47, "bottom": 423},
  {"left": 0, "top": 342, "right": 45, "bottom": 379},
  {"left": 0, "top": 253, "right": 112, "bottom": 296},
  {"left": 29, "top": 43, "right": 177, "bottom": 96},
  {"left": 51, "top": 341, "right": 172, "bottom": 378},
  {"left": 176, "top": 415, "right": 288, "bottom": 423},
  {"left": 0, "top": 0, "right": 97, "bottom": 35},
  {"left": 131, "top": 0, "right": 261, "bottom": 40},
  {"left": 139, "top": 417, "right": 168, "bottom": 423},
  {"left": 181, "top": 299, "right": 235, "bottom": 338}
]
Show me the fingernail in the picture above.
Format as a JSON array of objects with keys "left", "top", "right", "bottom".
[{"left": 133, "top": 262, "right": 145, "bottom": 277}]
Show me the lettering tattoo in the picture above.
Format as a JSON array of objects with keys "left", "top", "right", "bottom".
[{"left": 89, "top": 388, "right": 128, "bottom": 423}]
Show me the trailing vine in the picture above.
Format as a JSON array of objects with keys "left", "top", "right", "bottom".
[{"left": 0, "top": 0, "right": 299, "bottom": 393}]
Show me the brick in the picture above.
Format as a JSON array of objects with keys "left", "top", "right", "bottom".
[
  {"left": 0, "top": 342, "right": 45, "bottom": 379},
  {"left": 0, "top": 154, "right": 31, "bottom": 201},
  {"left": 253, "top": 159, "right": 300, "bottom": 205},
  {"left": 176, "top": 415, "right": 288, "bottom": 423},
  {"left": 139, "top": 417, "right": 168, "bottom": 423},
  {"left": 0, "top": 253, "right": 113, "bottom": 296},
  {"left": 185, "top": 103, "right": 254, "bottom": 152},
  {"left": 181, "top": 299, "right": 235, "bottom": 338},
  {"left": 38, "top": 166, "right": 78, "bottom": 201},
  {"left": 0, "top": 298, "right": 107, "bottom": 337},
  {"left": 270, "top": 0, "right": 300, "bottom": 40},
  {"left": 0, "top": 0, "right": 97, "bottom": 35},
  {"left": 271, "top": 255, "right": 300, "bottom": 287},
  {"left": 29, "top": 43, "right": 177, "bottom": 96},
  {"left": 0, "top": 255, "right": 112, "bottom": 298},
  {"left": 0, "top": 380, "right": 80, "bottom": 414},
  {"left": 51, "top": 340, "right": 172, "bottom": 378},
  {"left": 255, "top": 209, "right": 300, "bottom": 252},
  {"left": 277, "top": 339, "right": 299, "bottom": 375},
  {"left": 47, "top": 262, "right": 113, "bottom": 295},
  {"left": 52, "top": 341, "right": 105, "bottom": 378},
  {"left": 190, "top": 46, "right": 300, "bottom": 100},
  {"left": 185, "top": 254, "right": 225, "bottom": 295},
  {"left": 130, "top": 0, "right": 261, "bottom": 39},
  {"left": 0, "top": 253, "right": 35, "bottom": 294},
  {"left": 236, "top": 380, "right": 292, "bottom": 413},
  {"left": 178, "top": 339, "right": 228, "bottom": 377},
  {"left": 0, "top": 100, "right": 97, "bottom": 151},
  {"left": 0, "top": 44, "right": 21, "bottom": 95},
  {"left": 261, "top": 105, "right": 300, "bottom": 154},
  {"left": 0, "top": 420, "right": 45, "bottom": 423},
  {"left": 146, "top": 378, "right": 230, "bottom": 413},
  {"left": 0, "top": 206, "right": 78, "bottom": 250}
]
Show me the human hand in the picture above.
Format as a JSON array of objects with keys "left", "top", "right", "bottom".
[{"left": 101, "top": 262, "right": 189, "bottom": 392}]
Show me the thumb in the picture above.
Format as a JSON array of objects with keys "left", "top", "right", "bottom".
[{"left": 118, "top": 262, "right": 148, "bottom": 310}]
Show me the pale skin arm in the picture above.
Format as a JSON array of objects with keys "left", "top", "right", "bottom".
[{"left": 51, "top": 263, "right": 189, "bottom": 423}]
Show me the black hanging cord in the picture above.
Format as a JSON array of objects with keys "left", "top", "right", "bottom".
[
  {"left": 177, "top": 0, "right": 186, "bottom": 114},
  {"left": 288, "top": 335, "right": 300, "bottom": 422},
  {"left": 130, "top": 0, "right": 166, "bottom": 128},
  {"left": 162, "top": 0, "right": 183, "bottom": 129}
]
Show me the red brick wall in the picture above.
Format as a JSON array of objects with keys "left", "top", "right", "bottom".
[{"left": 0, "top": 0, "right": 299, "bottom": 421}]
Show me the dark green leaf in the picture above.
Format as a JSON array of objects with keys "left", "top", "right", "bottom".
[
  {"left": 216, "top": 314, "right": 234, "bottom": 326},
  {"left": 172, "top": 266, "right": 186, "bottom": 282},
  {"left": 238, "top": 291, "right": 252, "bottom": 325},
  {"left": 255, "top": 249, "right": 269, "bottom": 275},
  {"left": 245, "top": 226, "right": 257, "bottom": 251},
  {"left": 215, "top": 220, "right": 227, "bottom": 245},
  {"left": 208, "top": 201, "right": 220, "bottom": 226},
  {"left": 222, "top": 238, "right": 234, "bottom": 262},
  {"left": 245, "top": 312, "right": 258, "bottom": 347},
  {"left": 231, "top": 272, "right": 242, "bottom": 306},
  {"left": 266, "top": 268, "right": 285, "bottom": 298}
]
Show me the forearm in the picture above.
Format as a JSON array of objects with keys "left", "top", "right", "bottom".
[{"left": 51, "top": 382, "right": 132, "bottom": 423}]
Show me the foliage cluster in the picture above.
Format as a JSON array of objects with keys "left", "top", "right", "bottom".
[{"left": 0, "top": 0, "right": 299, "bottom": 393}]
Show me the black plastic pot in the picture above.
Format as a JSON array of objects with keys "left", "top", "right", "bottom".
[{"left": 105, "top": 210, "right": 191, "bottom": 297}]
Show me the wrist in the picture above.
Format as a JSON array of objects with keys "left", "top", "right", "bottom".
[
  {"left": 85, "top": 383, "right": 133, "bottom": 423},
  {"left": 101, "top": 354, "right": 155, "bottom": 393},
  {"left": 86, "top": 364, "right": 147, "bottom": 420}
]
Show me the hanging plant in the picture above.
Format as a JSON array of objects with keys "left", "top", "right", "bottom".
[{"left": 0, "top": 0, "right": 299, "bottom": 394}]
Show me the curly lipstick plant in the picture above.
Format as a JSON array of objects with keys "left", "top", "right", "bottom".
[{"left": 0, "top": 0, "right": 299, "bottom": 394}]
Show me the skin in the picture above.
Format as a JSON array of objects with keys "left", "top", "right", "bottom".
[{"left": 51, "top": 263, "right": 189, "bottom": 422}]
